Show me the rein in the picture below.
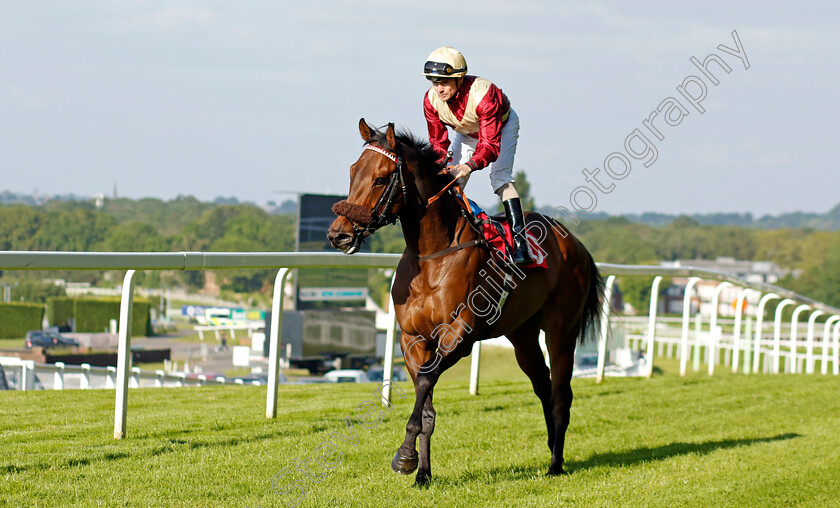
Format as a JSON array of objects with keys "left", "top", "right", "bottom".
[
  {"left": 333, "top": 143, "right": 486, "bottom": 260},
  {"left": 410, "top": 177, "right": 486, "bottom": 261}
]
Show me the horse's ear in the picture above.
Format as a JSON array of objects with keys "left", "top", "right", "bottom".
[
  {"left": 385, "top": 123, "right": 396, "bottom": 151},
  {"left": 359, "top": 118, "right": 374, "bottom": 141}
]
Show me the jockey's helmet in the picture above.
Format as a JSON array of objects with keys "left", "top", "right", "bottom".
[{"left": 423, "top": 47, "right": 467, "bottom": 82}]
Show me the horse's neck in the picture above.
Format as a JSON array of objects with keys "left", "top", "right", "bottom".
[{"left": 401, "top": 195, "right": 472, "bottom": 258}]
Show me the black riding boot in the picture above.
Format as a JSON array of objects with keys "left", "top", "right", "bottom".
[{"left": 503, "top": 198, "right": 532, "bottom": 265}]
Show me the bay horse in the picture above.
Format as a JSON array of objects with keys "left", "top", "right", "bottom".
[{"left": 327, "top": 119, "right": 604, "bottom": 485}]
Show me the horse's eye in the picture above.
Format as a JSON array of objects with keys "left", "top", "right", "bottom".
[{"left": 374, "top": 177, "right": 388, "bottom": 186}]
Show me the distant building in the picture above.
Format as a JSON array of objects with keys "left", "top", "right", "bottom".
[
  {"left": 657, "top": 257, "right": 794, "bottom": 317},
  {"left": 660, "top": 257, "right": 790, "bottom": 284}
]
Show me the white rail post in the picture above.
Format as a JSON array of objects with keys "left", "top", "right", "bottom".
[
  {"left": 805, "top": 310, "right": 825, "bottom": 374},
  {"left": 743, "top": 317, "right": 752, "bottom": 373},
  {"left": 731, "top": 289, "right": 753, "bottom": 373},
  {"left": 693, "top": 313, "right": 703, "bottom": 372},
  {"left": 679, "top": 277, "right": 700, "bottom": 377},
  {"left": 821, "top": 316, "right": 840, "bottom": 374},
  {"left": 130, "top": 367, "right": 141, "bottom": 388},
  {"left": 266, "top": 268, "right": 291, "bottom": 419},
  {"left": 382, "top": 271, "right": 399, "bottom": 404},
  {"left": 773, "top": 299, "right": 795, "bottom": 375},
  {"left": 709, "top": 282, "right": 732, "bottom": 372},
  {"left": 753, "top": 293, "right": 779, "bottom": 373},
  {"left": 106, "top": 366, "right": 116, "bottom": 389},
  {"left": 539, "top": 330, "right": 549, "bottom": 366},
  {"left": 691, "top": 316, "right": 709, "bottom": 372},
  {"left": 469, "top": 342, "right": 481, "bottom": 395},
  {"left": 645, "top": 276, "right": 663, "bottom": 378},
  {"left": 709, "top": 326, "right": 723, "bottom": 376},
  {"left": 54, "top": 362, "right": 65, "bottom": 390},
  {"left": 155, "top": 370, "right": 165, "bottom": 388},
  {"left": 21, "top": 361, "right": 35, "bottom": 391},
  {"left": 114, "top": 269, "right": 136, "bottom": 439},
  {"left": 80, "top": 363, "right": 91, "bottom": 389},
  {"left": 595, "top": 275, "right": 616, "bottom": 384},
  {"left": 833, "top": 321, "right": 840, "bottom": 375},
  {"left": 789, "top": 305, "right": 811, "bottom": 374}
]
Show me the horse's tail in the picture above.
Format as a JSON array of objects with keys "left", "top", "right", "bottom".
[{"left": 579, "top": 250, "right": 605, "bottom": 345}]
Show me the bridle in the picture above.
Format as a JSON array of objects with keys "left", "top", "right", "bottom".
[
  {"left": 332, "top": 143, "right": 408, "bottom": 252},
  {"left": 333, "top": 141, "right": 496, "bottom": 261}
]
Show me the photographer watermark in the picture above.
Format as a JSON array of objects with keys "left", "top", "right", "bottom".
[{"left": 264, "top": 380, "right": 407, "bottom": 507}]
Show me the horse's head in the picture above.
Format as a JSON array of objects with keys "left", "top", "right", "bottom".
[{"left": 328, "top": 119, "right": 416, "bottom": 254}]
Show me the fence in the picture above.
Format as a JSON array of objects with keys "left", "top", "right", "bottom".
[
  {"left": 1, "top": 251, "right": 838, "bottom": 440},
  {"left": 0, "top": 356, "right": 254, "bottom": 390}
]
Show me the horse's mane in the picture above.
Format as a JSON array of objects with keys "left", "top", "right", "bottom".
[{"left": 367, "top": 128, "right": 443, "bottom": 171}]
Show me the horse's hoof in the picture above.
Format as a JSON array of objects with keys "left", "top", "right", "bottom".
[
  {"left": 414, "top": 472, "right": 432, "bottom": 486},
  {"left": 391, "top": 450, "right": 418, "bottom": 475},
  {"left": 547, "top": 465, "right": 567, "bottom": 476}
]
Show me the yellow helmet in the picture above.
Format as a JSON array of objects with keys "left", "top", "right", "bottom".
[{"left": 423, "top": 47, "right": 467, "bottom": 81}]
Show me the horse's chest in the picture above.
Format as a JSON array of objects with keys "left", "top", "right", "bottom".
[{"left": 396, "top": 275, "right": 470, "bottom": 337}]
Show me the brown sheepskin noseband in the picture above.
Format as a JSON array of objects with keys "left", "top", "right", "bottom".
[{"left": 331, "top": 200, "right": 374, "bottom": 224}]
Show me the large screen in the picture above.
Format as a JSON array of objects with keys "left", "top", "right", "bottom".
[{"left": 296, "top": 193, "right": 369, "bottom": 310}]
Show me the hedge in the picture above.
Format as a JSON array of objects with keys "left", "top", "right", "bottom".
[
  {"left": 0, "top": 303, "right": 45, "bottom": 338},
  {"left": 46, "top": 297, "right": 75, "bottom": 329},
  {"left": 73, "top": 298, "right": 152, "bottom": 337}
]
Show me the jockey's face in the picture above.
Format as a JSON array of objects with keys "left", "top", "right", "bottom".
[{"left": 432, "top": 78, "right": 460, "bottom": 101}]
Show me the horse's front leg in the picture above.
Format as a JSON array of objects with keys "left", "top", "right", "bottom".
[
  {"left": 393, "top": 324, "right": 472, "bottom": 485},
  {"left": 391, "top": 367, "right": 438, "bottom": 478},
  {"left": 415, "top": 391, "right": 436, "bottom": 484}
]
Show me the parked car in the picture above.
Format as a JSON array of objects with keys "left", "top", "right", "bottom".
[
  {"left": 367, "top": 365, "right": 409, "bottom": 383},
  {"left": 24, "top": 330, "right": 79, "bottom": 349},
  {"left": 323, "top": 369, "right": 370, "bottom": 383}
]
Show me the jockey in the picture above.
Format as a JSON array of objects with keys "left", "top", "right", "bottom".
[{"left": 422, "top": 46, "right": 532, "bottom": 265}]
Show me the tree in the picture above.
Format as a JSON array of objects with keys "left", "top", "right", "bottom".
[
  {"left": 779, "top": 237, "right": 840, "bottom": 307},
  {"left": 105, "top": 223, "right": 169, "bottom": 251},
  {"left": 0, "top": 206, "right": 44, "bottom": 250},
  {"left": 493, "top": 170, "right": 535, "bottom": 213},
  {"left": 11, "top": 280, "right": 66, "bottom": 303},
  {"left": 32, "top": 208, "right": 116, "bottom": 251},
  {"left": 513, "top": 170, "right": 536, "bottom": 211}
]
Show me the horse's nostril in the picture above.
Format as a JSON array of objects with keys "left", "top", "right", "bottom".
[{"left": 330, "top": 231, "right": 352, "bottom": 245}]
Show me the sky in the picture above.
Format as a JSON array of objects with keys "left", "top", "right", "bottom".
[{"left": 1, "top": 1, "right": 838, "bottom": 216}]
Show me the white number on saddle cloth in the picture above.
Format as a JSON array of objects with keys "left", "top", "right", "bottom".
[{"left": 525, "top": 231, "right": 547, "bottom": 267}]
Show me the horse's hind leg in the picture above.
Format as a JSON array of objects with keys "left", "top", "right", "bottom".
[
  {"left": 544, "top": 320, "right": 581, "bottom": 476},
  {"left": 509, "top": 316, "right": 555, "bottom": 452}
]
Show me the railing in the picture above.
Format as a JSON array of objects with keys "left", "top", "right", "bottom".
[
  {"left": 1, "top": 251, "right": 839, "bottom": 439},
  {"left": 0, "top": 357, "right": 251, "bottom": 390},
  {"left": 193, "top": 323, "right": 262, "bottom": 342},
  {"left": 590, "top": 266, "right": 840, "bottom": 382},
  {"left": 0, "top": 251, "right": 403, "bottom": 439}
]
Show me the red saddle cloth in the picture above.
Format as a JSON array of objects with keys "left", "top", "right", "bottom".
[{"left": 472, "top": 206, "right": 548, "bottom": 270}]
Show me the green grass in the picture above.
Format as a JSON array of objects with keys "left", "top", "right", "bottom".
[
  {"left": 0, "top": 338, "right": 23, "bottom": 349},
  {"left": 2, "top": 347, "right": 839, "bottom": 507}
]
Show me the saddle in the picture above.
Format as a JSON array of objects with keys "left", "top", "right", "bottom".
[{"left": 456, "top": 192, "right": 548, "bottom": 270}]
